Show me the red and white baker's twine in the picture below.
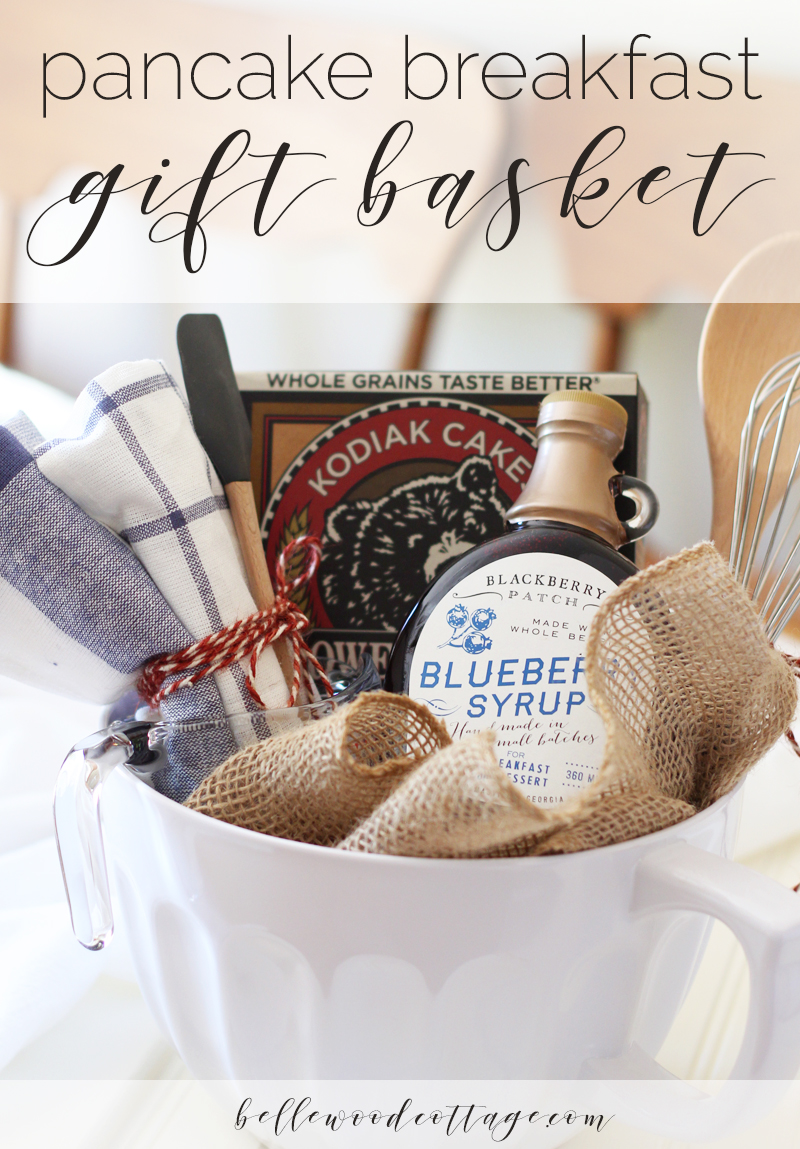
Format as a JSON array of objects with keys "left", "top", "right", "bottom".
[{"left": 138, "top": 536, "right": 333, "bottom": 710}]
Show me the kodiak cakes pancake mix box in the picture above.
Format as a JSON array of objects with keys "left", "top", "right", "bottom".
[{"left": 238, "top": 371, "right": 647, "bottom": 677}]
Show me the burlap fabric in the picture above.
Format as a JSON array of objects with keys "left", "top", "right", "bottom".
[
  {"left": 185, "top": 691, "right": 450, "bottom": 846},
  {"left": 186, "top": 543, "right": 798, "bottom": 856}
]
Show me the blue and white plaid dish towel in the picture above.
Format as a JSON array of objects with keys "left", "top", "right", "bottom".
[
  {"left": 36, "top": 360, "right": 289, "bottom": 718},
  {"left": 0, "top": 412, "right": 235, "bottom": 801}
]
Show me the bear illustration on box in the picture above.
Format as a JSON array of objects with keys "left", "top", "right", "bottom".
[{"left": 320, "top": 456, "right": 509, "bottom": 631}]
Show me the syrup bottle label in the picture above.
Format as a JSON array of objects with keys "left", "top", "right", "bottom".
[{"left": 408, "top": 552, "right": 617, "bottom": 804}]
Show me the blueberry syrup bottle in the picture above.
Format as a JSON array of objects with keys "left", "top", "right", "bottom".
[{"left": 385, "top": 391, "right": 659, "bottom": 805}]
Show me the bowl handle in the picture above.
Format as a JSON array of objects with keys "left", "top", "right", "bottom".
[
  {"left": 584, "top": 841, "right": 800, "bottom": 1139},
  {"left": 52, "top": 728, "right": 134, "bottom": 950}
]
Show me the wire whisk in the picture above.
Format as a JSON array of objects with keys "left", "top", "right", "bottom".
[{"left": 731, "top": 351, "right": 800, "bottom": 641}]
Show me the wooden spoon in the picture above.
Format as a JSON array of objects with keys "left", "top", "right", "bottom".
[{"left": 699, "top": 234, "right": 800, "bottom": 565}]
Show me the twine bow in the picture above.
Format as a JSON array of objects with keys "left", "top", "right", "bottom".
[{"left": 138, "top": 535, "right": 333, "bottom": 710}]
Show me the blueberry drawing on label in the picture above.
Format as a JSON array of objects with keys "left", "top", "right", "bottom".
[
  {"left": 472, "top": 607, "right": 496, "bottom": 631},
  {"left": 441, "top": 604, "right": 496, "bottom": 652}
]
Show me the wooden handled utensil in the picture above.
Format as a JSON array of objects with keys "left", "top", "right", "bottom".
[
  {"left": 176, "top": 313, "right": 295, "bottom": 688},
  {"left": 699, "top": 234, "right": 800, "bottom": 637}
]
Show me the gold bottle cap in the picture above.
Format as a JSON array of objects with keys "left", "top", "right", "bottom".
[{"left": 538, "top": 391, "right": 628, "bottom": 443}]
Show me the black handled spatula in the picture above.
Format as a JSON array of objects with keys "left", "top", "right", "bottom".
[{"left": 176, "top": 313, "right": 293, "bottom": 688}]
